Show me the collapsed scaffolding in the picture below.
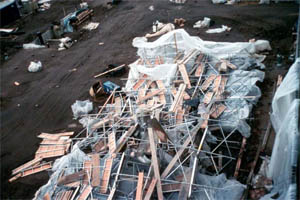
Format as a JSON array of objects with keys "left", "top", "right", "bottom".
[{"left": 12, "top": 29, "right": 271, "bottom": 200}]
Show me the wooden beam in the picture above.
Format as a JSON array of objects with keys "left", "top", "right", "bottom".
[
  {"left": 137, "top": 89, "right": 164, "bottom": 104},
  {"left": 91, "top": 154, "right": 101, "bottom": 187},
  {"left": 94, "top": 64, "right": 125, "bottom": 78},
  {"left": 178, "top": 64, "right": 191, "bottom": 89},
  {"left": 77, "top": 185, "right": 92, "bottom": 200},
  {"left": 148, "top": 128, "right": 164, "bottom": 200},
  {"left": 83, "top": 160, "right": 92, "bottom": 185},
  {"left": 144, "top": 178, "right": 158, "bottom": 200},
  {"left": 133, "top": 74, "right": 148, "bottom": 91},
  {"left": 12, "top": 157, "right": 43, "bottom": 175},
  {"left": 203, "top": 91, "right": 214, "bottom": 104},
  {"left": 169, "top": 84, "right": 186, "bottom": 112},
  {"left": 135, "top": 172, "right": 144, "bottom": 200},
  {"left": 113, "top": 124, "right": 138, "bottom": 154},
  {"left": 100, "top": 158, "right": 113, "bottom": 193},
  {"left": 201, "top": 74, "right": 216, "bottom": 91}
]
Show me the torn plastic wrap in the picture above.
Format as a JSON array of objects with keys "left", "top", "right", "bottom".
[{"left": 261, "top": 59, "right": 300, "bottom": 200}]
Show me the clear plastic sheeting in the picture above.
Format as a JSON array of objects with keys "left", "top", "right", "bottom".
[
  {"left": 262, "top": 59, "right": 300, "bottom": 200},
  {"left": 71, "top": 100, "right": 93, "bottom": 119},
  {"left": 167, "top": 173, "right": 246, "bottom": 200}
]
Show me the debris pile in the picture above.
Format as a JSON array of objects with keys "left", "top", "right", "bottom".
[{"left": 11, "top": 29, "right": 271, "bottom": 199}]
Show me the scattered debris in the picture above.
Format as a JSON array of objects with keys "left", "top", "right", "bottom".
[
  {"left": 193, "top": 17, "right": 211, "bottom": 28},
  {"left": 174, "top": 18, "right": 186, "bottom": 27},
  {"left": 170, "top": 0, "right": 187, "bottom": 3},
  {"left": 28, "top": 61, "right": 42, "bottom": 72},
  {"left": 82, "top": 22, "right": 99, "bottom": 31},
  {"left": 146, "top": 22, "right": 175, "bottom": 38},
  {"left": 98, "top": 42, "right": 104, "bottom": 45},
  {"left": 58, "top": 37, "right": 73, "bottom": 51},
  {"left": 206, "top": 25, "right": 231, "bottom": 33},
  {"left": 149, "top": 5, "right": 154, "bottom": 11},
  {"left": 23, "top": 43, "right": 46, "bottom": 49},
  {"left": 14, "top": 81, "right": 20, "bottom": 86}
]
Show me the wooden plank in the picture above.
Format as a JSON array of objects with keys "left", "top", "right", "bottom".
[
  {"left": 144, "top": 178, "right": 158, "bottom": 200},
  {"left": 108, "top": 132, "right": 116, "bottom": 154},
  {"left": 203, "top": 91, "right": 214, "bottom": 104},
  {"left": 200, "top": 113, "right": 209, "bottom": 129},
  {"left": 12, "top": 157, "right": 43, "bottom": 175},
  {"left": 40, "top": 139, "right": 71, "bottom": 145},
  {"left": 93, "top": 139, "right": 106, "bottom": 153},
  {"left": 91, "top": 155, "right": 100, "bottom": 187},
  {"left": 82, "top": 160, "right": 92, "bottom": 185},
  {"left": 94, "top": 64, "right": 126, "bottom": 78},
  {"left": 58, "top": 171, "right": 85, "bottom": 186},
  {"left": 148, "top": 128, "right": 163, "bottom": 200},
  {"left": 176, "top": 108, "right": 185, "bottom": 124},
  {"left": 77, "top": 185, "right": 92, "bottom": 200},
  {"left": 219, "top": 61, "right": 227, "bottom": 72},
  {"left": 169, "top": 84, "right": 186, "bottom": 112},
  {"left": 135, "top": 172, "right": 144, "bottom": 200},
  {"left": 113, "top": 124, "right": 138, "bottom": 154},
  {"left": 156, "top": 80, "right": 166, "bottom": 104},
  {"left": 114, "top": 97, "right": 122, "bottom": 115},
  {"left": 37, "top": 132, "right": 74, "bottom": 140},
  {"left": 100, "top": 158, "right": 113, "bottom": 193},
  {"left": 201, "top": 74, "right": 217, "bottom": 91},
  {"left": 234, "top": 137, "right": 247, "bottom": 178},
  {"left": 22, "top": 163, "right": 52, "bottom": 177},
  {"left": 178, "top": 64, "right": 191, "bottom": 89},
  {"left": 9, "top": 173, "right": 22, "bottom": 182},
  {"left": 195, "top": 62, "right": 205, "bottom": 77},
  {"left": 213, "top": 75, "right": 222, "bottom": 93},
  {"left": 210, "top": 103, "right": 227, "bottom": 118},
  {"left": 36, "top": 149, "right": 65, "bottom": 159},
  {"left": 137, "top": 89, "right": 164, "bottom": 104},
  {"left": 161, "top": 122, "right": 202, "bottom": 179}
]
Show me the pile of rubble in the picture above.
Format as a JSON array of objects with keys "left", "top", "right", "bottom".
[{"left": 11, "top": 29, "right": 271, "bottom": 199}]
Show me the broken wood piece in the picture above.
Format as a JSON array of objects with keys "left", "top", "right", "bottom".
[
  {"left": 169, "top": 84, "right": 186, "bottom": 112},
  {"left": 144, "top": 178, "right": 158, "bottom": 200},
  {"left": 108, "top": 132, "right": 117, "bottom": 155},
  {"left": 77, "top": 185, "right": 92, "bottom": 200},
  {"left": 148, "top": 128, "right": 164, "bottom": 200},
  {"left": 113, "top": 124, "right": 138, "bottom": 154},
  {"left": 210, "top": 103, "right": 227, "bottom": 118},
  {"left": 178, "top": 64, "right": 192, "bottom": 89},
  {"left": 83, "top": 160, "right": 92, "bottom": 185},
  {"left": 100, "top": 158, "right": 113, "bottom": 193},
  {"left": 91, "top": 154, "right": 101, "bottom": 187},
  {"left": 203, "top": 91, "right": 214, "bottom": 104},
  {"left": 21, "top": 162, "right": 52, "bottom": 177},
  {"left": 12, "top": 157, "right": 43, "bottom": 175},
  {"left": 219, "top": 61, "right": 227, "bottom": 72},
  {"left": 133, "top": 74, "right": 148, "bottom": 91},
  {"left": 201, "top": 74, "right": 217, "bottom": 91},
  {"left": 176, "top": 108, "right": 185, "bottom": 124},
  {"left": 225, "top": 60, "right": 237, "bottom": 70},
  {"left": 213, "top": 75, "right": 222, "bottom": 93},
  {"left": 136, "top": 172, "right": 144, "bottom": 200},
  {"left": 156, "top": 80, "right": 166, "bottom": 104},
  {"left": 114, "top": 97, "right": 122, "bottom": 115},
  {"left": 57, "top": 170, "right": 85, "bottom": 186},
  {"left": 234, "top": 137, "right": 247, "bottom": 178},
  {"left": 195, "top": 62, "right": 205, "bottom": 77},
  {"left": 200, "top": 113, "right": 209, "bottom": 129},
  {"left": 94, "top": 64, "right": 126, "bottom": 78},
  {"left": 9, "top": 173, "right": 22, "bottom": 182},
  {"left": 137, "top": 89, "right": 164, "bottom": 104}
]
